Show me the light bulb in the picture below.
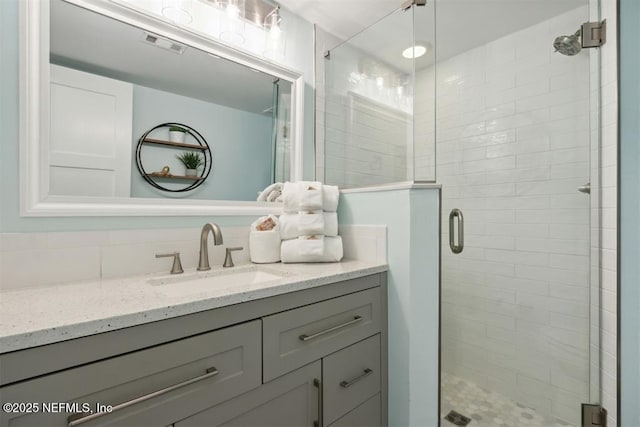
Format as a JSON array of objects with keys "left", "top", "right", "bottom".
[{"left": 226, "top": 3, "right": 239, "bottom": 19}]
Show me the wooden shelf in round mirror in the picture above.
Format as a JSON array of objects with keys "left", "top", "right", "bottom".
[{"left": 135, "top": 123, "right": 212, "bottom": 193}]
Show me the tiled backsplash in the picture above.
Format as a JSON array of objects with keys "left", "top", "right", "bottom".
[
  {"left": 0, "top": 224, "right": 387, "bottom": 291},
  {"left": 0, "top": 227, "right": 249, "bottom": 290}
]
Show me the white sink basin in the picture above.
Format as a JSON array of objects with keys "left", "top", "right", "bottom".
[{"left": 148, "top": 265, "right": 293, "bottom": 297}]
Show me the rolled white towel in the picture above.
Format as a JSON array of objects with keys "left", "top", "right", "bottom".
[
  {"left": 249, "top": 215, "right": 281, "bottom": 264},
  {"left": 298, "top": 181, "right": 323, "bottom": 211},
  {"left": 266, "top": 188, "right": 282, "bottom": 202},
  {"left": 298, "top": 235, "right": 324, "bottom": 256},
  {"left": 322, "top": 185, "right": 339, "bottom": 212},
  {"left": 281, "top": 236, "right": 343, "bottom": 263},
  {"left": 279, "top": 213, "right": 299, "bottom": 240},
  {"left": 257, "top": 182, "right": 282, "bottom": 202},
  {"left": 282, "top": 182, "right": 299, "bottom": 213},
  {"left": 280, "top": 212, "right": 336, "bottom": 238},
  {"left": 324, "top": 212, "right": 338, "bottom": 237},
  {"left": 298, "top": 211, "right": 324, "bottom": 236}
]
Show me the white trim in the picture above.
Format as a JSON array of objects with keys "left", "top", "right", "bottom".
[
  {"left": 19, "top": 0, "right": 304, "bottom": 217},
  {"left": 290, "top": 75, "right": 305, "bottom": 181},
  {"left": 23, "top": 199, "right": 283, "bottom": 217},
  {"left": 339, "top": 181, "right": 441, "bottom": 194}
]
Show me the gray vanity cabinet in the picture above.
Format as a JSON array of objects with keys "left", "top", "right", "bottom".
[
  {"left": 328, "top": 394, "right": 382, "bottom": 427},
  {"left": 0, "top": 321, "right": 262, "bottom": 427},
  {"left": 175, "top": 361, "right": 321, "bottom": 426},
  {"left": 0, "top": 273, "right": 387, "bottom": 427},
  {"left": 262, "top": 287, "right": 381, "bottom": 382},
  {"left": 322, "top": 334, "right": 381, "bottom": 426}
]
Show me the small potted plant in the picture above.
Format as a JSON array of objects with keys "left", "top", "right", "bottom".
[
  {"left": 168, "top": 126, "right": 188, "bottom": 143},
  {"left": 176, "top": 152, "right": 203, "bottom": 176}
]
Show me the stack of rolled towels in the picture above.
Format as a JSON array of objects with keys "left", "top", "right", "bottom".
[{"left": 279, "top": 181, "right": 343, "bottom": 263}]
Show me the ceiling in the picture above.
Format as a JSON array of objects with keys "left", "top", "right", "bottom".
[{"left": 278, "top": 0, "right": 586, "bottom": 69}]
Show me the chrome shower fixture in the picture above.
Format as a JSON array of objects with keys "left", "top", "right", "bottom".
[
  {"left": 553, "top": 20, "right": 607, "bottom": 56},
  {"left": 553, "top": 29, "right": 582, "bottom": 56}
]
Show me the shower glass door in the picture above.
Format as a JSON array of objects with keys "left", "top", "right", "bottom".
[{"left": 436, "top": 0, "right": 599, "bottom": 426}]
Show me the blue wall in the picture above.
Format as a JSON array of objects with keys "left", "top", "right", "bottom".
[
  {"left": 619, "top": 0, "right": 640, "bottom": 424},
  {"left": 131, "top": 85, "right": 272, "bottom": 201},
  {"left": 0, "top": 0, "right": 314, "bottom": 233},
  {"left": 339, "top": 188, "right": 440, "bottom": 427}
]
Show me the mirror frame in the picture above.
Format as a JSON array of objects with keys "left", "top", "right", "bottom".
[{"left": 19, "top": 0, "right": 304, "bottom": 217}]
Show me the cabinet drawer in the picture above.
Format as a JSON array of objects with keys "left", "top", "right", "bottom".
[
  {"left": 175, "top": 361, "right": 321, "bottom": 427},
  {"left": 262, "top": 287, "right": 381, "bottom": 381},
  {"left": 0, "top": 321, "right": 261, "bottom": 427},
  {"left": 323, "top": 334, "right": 381, "bottom": 426},
  {"left": 328, "top": 393, "right": 381, "bottom": 427}
]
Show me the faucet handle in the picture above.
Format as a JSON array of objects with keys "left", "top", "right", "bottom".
[
  {"left": 156, "top": 252, "right": 184, "bottom": 274},
  {"left": 223, "top": 247, "right": 243, "bottom": 268}
]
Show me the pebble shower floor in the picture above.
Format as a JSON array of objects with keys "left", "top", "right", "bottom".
[{"left": 441, "top": 373, "right": 575, "bottom": 427}]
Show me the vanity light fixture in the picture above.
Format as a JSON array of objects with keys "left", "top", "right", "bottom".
[
  {"left": 219, "top": 0, "right": 247, "bottom": 45},
  {"left": 263, "top": 6, "right": 285, "bottom": 59},
  {"left": 263, "top": 5, "right": 281, "bottom": 33}
]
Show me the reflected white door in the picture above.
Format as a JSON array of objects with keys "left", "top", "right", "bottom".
[{"left": 49, "top": 64, "right": 133, "bottom": 197}]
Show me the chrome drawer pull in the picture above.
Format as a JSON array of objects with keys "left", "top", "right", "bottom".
[
  {"left": 67, "top": 367, "right": 219, "bottom": 426},
  {"left": 299, "top": 315, "right": 363, "bottom": 342},
  {"left": 339, "top": 368, "right": 373, "bottom": 388}
]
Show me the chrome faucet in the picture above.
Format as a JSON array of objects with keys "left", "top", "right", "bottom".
[{"left": 198, "top": 223, "right": 224, "bottom": 271}]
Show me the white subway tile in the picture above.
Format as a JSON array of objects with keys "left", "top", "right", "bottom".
[
  {"left": 0, "top": 233, "right": 49, "bottom": 252},
  {"left": 549, "top": 312, "right": 589, "bottom": 333},
  {"left": 0, "top": 247, "right": 101, "bottom": 290}
]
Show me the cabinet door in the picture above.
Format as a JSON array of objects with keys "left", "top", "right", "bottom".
[
  {"left": 323, "top": 335, "right": 381, "bottom": 425},
  {"left": 176, "top": 361, "right": 321, "bottom": 427},
  {"left": 328, "top": 393, "right": 381, "bottom": 427}
]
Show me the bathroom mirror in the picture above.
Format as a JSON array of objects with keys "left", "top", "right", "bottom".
[{"left": 19, "top": 0, "right": 304, "bottom": 216}]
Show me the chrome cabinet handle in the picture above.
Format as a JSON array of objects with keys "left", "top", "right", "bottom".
[
  {"left": 299, "top": 316, "right": 363, "bottom": 342},
  {"left": 67, "top": 367, "right": 219, "bottom": 426},
  {"left": 339, "top": 368, "right": 373, "bottom": 388},
  {"left": 313, "top": 378, "right": 322, "bottom": 427},
  {"left": 449, "top": 208, "right": 464, "bottom": 254}
]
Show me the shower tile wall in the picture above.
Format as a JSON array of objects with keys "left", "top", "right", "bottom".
[
  {"left": 429, "top": 7, "right": 591, "bottom": 426},
  {"left": 324, "top": 93, "right": 410, "bottom": 188},
  {"left": 322, "top": 42, "right": 412, "bottom": 188}
]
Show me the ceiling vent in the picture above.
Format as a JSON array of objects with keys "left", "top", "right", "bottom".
[{"left": 141, "top": 32, "right": 187, "bottom": 54}]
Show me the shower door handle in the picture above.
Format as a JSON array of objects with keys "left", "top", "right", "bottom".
[{"left": 449, "top": 209, "right": 464, "bottom": 254}]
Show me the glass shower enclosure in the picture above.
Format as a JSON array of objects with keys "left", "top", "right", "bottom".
[
  {"left": 323, "top": 0, "right": 602, "bottom": 425},
  {"left": 323, "top": 3, "right": 436, "bottom": 188}
]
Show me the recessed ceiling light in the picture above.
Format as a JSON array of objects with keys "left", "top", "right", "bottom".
[{"left": 402, "top": 44, "right": 429, "bottom": 59}]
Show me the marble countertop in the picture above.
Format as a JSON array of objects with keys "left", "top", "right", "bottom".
[{"left": 0, "top": 260, "right": 387, "bottom": 353}]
